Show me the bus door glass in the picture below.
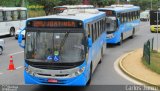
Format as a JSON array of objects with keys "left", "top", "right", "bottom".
[
  {"left": 0, "top": 11, "right": 4, "bottom": 34},
  {"left": 19, "top": 10, "right": 27, "bottom": 28}
]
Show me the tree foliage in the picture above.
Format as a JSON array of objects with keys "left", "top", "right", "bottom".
[
  {"left": 130, "top": 0, "right": 159, "bottom": 10},
  {"left": 90, "top": 0, "right": 116, "bottom": 7},
  {"left": 1, "top": 0, "right": 160, "bottom": 13}
]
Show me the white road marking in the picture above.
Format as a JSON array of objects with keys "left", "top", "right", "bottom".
[
  {"left": 8, "top": 51, "right": 24, "bottom": 56},
  {"left": 16, "top": 66, "right": 23, "bottom": 70},
  {"left": 114, "top": 58, "right": 144, "bottom": 85}
]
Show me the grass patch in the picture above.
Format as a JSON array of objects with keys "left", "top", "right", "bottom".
[
  {"left": 28, "top": 10, "right": 46, "bottom": 18},
  {"left": 142, "top": 51, "right": 160, "bottom": 74}
]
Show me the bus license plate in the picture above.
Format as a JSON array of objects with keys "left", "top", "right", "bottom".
[{"left": 48, "top": 79, "right": 58, "bottom": 83}]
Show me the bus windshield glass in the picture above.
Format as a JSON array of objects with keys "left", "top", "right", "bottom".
[
  {"left": 25, "top": 31, "right": 85, "bottom": 63},
  {"left": 106, "top": 17, "right": 117, "bottom": 33}
]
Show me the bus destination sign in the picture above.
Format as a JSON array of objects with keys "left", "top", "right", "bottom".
[{"left": 27, "top": 20, "right": 83, "bottom": 28}]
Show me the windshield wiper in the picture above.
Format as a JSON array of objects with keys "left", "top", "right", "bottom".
[{"left": 59, "top": 33, "right": 69, "bottom": 51}]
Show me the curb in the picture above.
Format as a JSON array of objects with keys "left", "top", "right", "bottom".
[{"left": 118, "top": 49, "right": 159, "bottom": 87}]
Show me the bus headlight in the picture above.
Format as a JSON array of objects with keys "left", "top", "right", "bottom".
[
  {"left": 107, "top": 34, "right": 114, "bottom": 39},
  {"left": 69, "top": 67, "right": 85, "bottom": 78},
  {"left": 25, "top": 66, "right": 35, "bottom": 76}
]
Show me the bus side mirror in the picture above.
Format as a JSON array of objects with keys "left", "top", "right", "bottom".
[
  {"left": 18, "top": 34, "right": 22, "bottom": 43},
  {"left": 18, "top": 29, "right": 25, "bottom": 48},
  {"left": 88, "top": 37, "right": 92, "bottom": 47}
]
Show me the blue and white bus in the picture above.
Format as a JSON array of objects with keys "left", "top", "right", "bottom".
[
  {"left": 98, "top": 4, "right": 140, "bottom": 45},
  {"left": 18, "top": 9, "right": 107, "bottom": 85}
]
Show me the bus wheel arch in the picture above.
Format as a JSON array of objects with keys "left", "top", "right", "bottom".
[
  {"left": 0, "top": 46, "right": 3, "bottom": 55},
  {"left": 10, "top": 27, "right": 15, "bottom": 37},
  {"left": 86, "top": 62, "right": 92, "bottom": 85}
]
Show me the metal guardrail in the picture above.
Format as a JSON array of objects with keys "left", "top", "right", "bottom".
[{"left": 143, "top": 38, "right": 154, "bottom": 65}]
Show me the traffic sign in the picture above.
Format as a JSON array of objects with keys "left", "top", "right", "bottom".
[{"left": 150, "top": 10, "right": 160, "bottom": 25}]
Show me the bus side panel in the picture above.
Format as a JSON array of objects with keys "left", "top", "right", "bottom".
[
  {"left": 91, "top": 33, "right": 106, "bottom": 72},
  {"left": 107, "top": 19, "right": 140, "bottom": 44},
  {"left": 0, "top": 22, "right": 7, "bottom": 36},
  {"left": 6, "top": 21, "right": 20, "bottom": 32}
]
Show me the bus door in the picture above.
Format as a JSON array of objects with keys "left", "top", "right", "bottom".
[{"left": 0, "top": 10, "right": 5, "bottom": 35}]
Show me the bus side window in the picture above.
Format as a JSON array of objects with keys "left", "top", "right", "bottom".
[
  {"left": 5, "top": 11, "right": 12, "bottom": 21},
  {"left": 20, "top": 10, "right": 27, "bottom": 20},
  {"left": 18, "top": 10, "right": 27, "bottom": 20},
  {"left": 95, "top": 22, "right": 98, "bottom": 37},
  {"left": 12, "top": 11, "right": 18, "bottom": 21},
  {"left": 91, "top": 24, "right": 94, "bottom": 42},
  {"left": 0, "top": 11, "right": 3, "bottom": 22},
  {"left": 87, "top": 23, "right": 93, "bottom": 44}
]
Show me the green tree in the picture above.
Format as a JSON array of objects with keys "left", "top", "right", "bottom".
[
  {"left": 28, "top": 0, "right": 61, "bottom": 15},
  {"left": 90, "top": 0, "right": 116, "bottom": 7},
  {"left": 130, "top": 0, "right": 159, "bottom": 10},
  {"left": 60, "top": 0, "right": 82, "bottom": 5}
]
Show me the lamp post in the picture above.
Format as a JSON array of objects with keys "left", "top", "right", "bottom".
[{"left": 156, "top": 11, "right": 159, "bottom": 51}]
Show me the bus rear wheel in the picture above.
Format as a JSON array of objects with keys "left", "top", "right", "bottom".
[
  {"left": 10, "top": 28, "right": 15, "bottom": 37},
  {"left": 0, "top": 47, "right": 3, "bottom": 55}
]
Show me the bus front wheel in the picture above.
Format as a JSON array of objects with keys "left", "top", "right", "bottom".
[
  {"left": 10, "top": 27, "right": 15, "bottom": 37},
  {"left": 0, "top": 47, "right": 3, "bottom": 55},
  {"left": 86, "top": 63, "right": 92, "bottom": 85}
]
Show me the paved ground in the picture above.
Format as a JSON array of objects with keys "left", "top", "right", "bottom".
[
  {"left": 119, "top": 48, "right": 160, "bottom": 86},
  {"left": 0, "top": 21, "right": 160, "bottom": 87}
]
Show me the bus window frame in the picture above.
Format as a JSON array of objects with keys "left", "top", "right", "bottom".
[
  {"left": 18, "top": 10, "right": 27, "bottom": 20},
  {"left": 11, "top": 10, "right": 19, "bottom": 21},
  {"left": 4, "top": 11, "right": 12, "bottom": 21}
]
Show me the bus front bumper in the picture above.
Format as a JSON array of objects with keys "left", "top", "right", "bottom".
[
  {"left": 24, "top": 71, "right": 87, "bottom": 86},
  {"left": 107, "top": 36, "right": 120, "bottom": 44}
]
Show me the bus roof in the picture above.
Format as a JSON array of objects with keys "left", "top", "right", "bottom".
[
  {"left": 0, "top": 7, "right": 27, "bottom": 11},
  {"left": 54, "top": 5, "right": 94, "bottom": 9},
  {"left": 27, "top": 9, "right": 106, "bottom": 23},
  {"left": 98, "top": 4, "right": 140, "bottom": 13}
]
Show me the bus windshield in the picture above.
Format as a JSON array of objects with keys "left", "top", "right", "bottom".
[
  {"left": 106, "top": 17, "right": 117, "bottom": 33},
  {"left": 25, "top": 31, "right": 85, "bottom": 63}
]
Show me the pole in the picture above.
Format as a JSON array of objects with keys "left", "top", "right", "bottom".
[{"left": 156, "top": 11, "right": 159, "bottom": 51}]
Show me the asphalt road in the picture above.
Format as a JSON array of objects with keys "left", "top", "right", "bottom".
[{"left": 0, "top": 21, "right": 160, "bottom": 90}]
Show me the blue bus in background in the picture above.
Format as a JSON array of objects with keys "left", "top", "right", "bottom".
[
  {"left": 18, "top": 9, "right": 107, "bottom": 85},
  {"left": 98, "top": 4, "right": 140, "bottom": 45}
]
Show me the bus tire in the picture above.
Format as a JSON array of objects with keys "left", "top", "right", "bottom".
[
  {"left": 86, "top": 63, "right": 92, "bottom": 86},
  {"left": 0, "top": 47, "right": 3, "bottom": 55},
  {"left": 130, "top": 29, "right": 135, "bottom": 39},
  {"left": 10, "top": 27, "right": 15, "bottom": 37},
  {"left": 118, "top": 34, "right": 123, "bottom": 45}
]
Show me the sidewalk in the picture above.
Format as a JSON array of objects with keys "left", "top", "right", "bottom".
[{"left": 119, "top": 48, "right": 160, "bottom": 86}]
